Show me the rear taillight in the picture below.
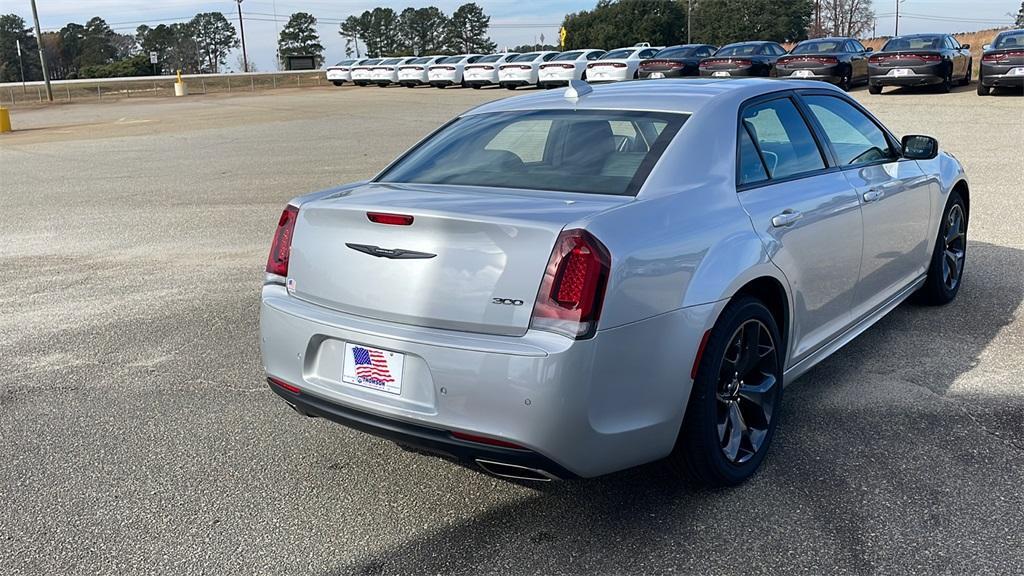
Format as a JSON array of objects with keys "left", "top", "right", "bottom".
[
  {"left": 531, "top": 229, "right": 610, "bottom": 339},
  {"left": 266, "top": 204, "right": 299, "bottom": 277},
  {"left": 268, "top": 377, "right": 301, "bottom": 394},
  {"left": 983, "top": 51, "right": 1023, "bottom": 62},
  {"left": 451, "top": 431, "right": 525, "bottom": 449}
]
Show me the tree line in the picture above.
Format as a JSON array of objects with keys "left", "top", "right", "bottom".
[{"left": 338, "top": 3, "right": 495, "bottom": 58}]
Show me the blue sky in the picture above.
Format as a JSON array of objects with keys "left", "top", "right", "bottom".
[{"left": 3, "top": 0, "right": 1018, "bottom": 71}]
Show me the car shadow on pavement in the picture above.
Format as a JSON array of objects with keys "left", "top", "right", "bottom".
[{"left": 330, "top": 241, "right": 1024, "bottom": 576}]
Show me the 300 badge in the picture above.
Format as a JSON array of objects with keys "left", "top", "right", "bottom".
[{"left": 492, "top": 298, "right": 524, "bottom": 306}]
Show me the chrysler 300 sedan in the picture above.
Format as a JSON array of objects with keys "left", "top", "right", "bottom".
[{"left": 260, "top": 79, "right": 969, "bottom": 487}]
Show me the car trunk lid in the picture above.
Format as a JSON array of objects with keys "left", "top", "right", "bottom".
[{"left": 287, "top": 183, "right": 627, "bottom": 336}]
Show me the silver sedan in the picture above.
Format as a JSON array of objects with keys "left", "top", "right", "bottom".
[{"left": 260, "top": 78, "right": 969, "bottom": 486}]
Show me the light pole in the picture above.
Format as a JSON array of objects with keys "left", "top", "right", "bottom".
[
  {"left": 895, "top": 0, "right": 907, "bottom": 36},
  {"left": 236, "top": 0, "right": 249, "bottom": 72},
  {"left": 29, "top": 0, "right": 53, "bottom": 102},
  {"left": 687, "top": 0, "right": 692, "bottom": 44}
]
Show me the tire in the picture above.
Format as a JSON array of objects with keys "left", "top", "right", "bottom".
[
  {"left": 960, "top": 60, "right": 972, "bottom": 86},
  {"left": 331, "top": 81, "right": 343, "bottom": 87},
  {"left": 507, "top": 85, "right": 517, "bottom": 90},
  {"left": 918, "top": 190, "right": 967, "bottom": 305},
  {"left": 977, "top": 79, "right": 990, "bottom": 96},
  {"left": 839, "top": 73, "right": 851, "bottom": 92},
  {"left": 868, "top": 84, "right": 882, "bottom": 95},
  {"left": 939, "top": 68, "right": 953, "bottom": 93},
  {"left": 667, "top": 296, "right": 784, "bottom": 488},
  {"left": 471, "top": 84, "right": 481, "bottom": 89}
]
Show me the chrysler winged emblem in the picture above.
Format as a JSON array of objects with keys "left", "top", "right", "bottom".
[{"left": 345, "top": 243, "right": 436, "bottom": 260}]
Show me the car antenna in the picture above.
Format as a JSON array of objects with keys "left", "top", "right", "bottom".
[{"left": 564, "top": 79, "right": 593, "bottom": 100}]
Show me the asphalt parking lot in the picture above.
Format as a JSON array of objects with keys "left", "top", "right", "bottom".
[{"left": 1, "top": 83, "right": 1022, "bottom": 576}]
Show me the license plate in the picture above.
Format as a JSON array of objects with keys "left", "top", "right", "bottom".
[
  {"left": 713, "top": 71, "right": 731, "bottom": 77},
  {"left": 648, "top": 72, "right": 665, "bottom": 79},
  {"left": 1010, "top": 67, "right": 1024, "bottom": 76},
  {"left": 890, "top": 68, "right": 913, "bottom": 77},
  {"left": 793, "top": 70, "right": 813, "bottom": 78},
  {"left": 342, "top": 343, "right": 404, "bottom": 395}
]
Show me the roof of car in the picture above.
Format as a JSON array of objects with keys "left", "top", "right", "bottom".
[
  {"left": 799, "top": 36, "right": 855, "bottom": 42},
  {"left": 465, "top": 77, "right": 834, "bottom": 116}
]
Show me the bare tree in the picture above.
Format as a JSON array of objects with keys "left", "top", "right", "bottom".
[{"left": 813, "top": 0, "right": 874, "bottom": 38}]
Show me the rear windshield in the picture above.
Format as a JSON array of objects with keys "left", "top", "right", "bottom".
[
  {"left": 601, "top": 49, "right": 636, "bottom": 60},
  {"left": 409, "top": 57, "right": 433, "bottom": 64},
  {"left": 380, "top": 58, "right": 401, "bottom": 65},
  {"left": 792, "top": 40, "right": 844, "bottom": 54},
  {"left": 883, "top": 36, "right": 943, "bottom": 51},
  {"left": 511, "top": 52, "right": 541, "bottom": 62},
  {"left": 361, "top": 59, "right": 381, "bottom": 65},
  {"left": 552, "top": 51, "right": 583, "bottom": 61},
  {"left": 377, "top": 110, "right": 688, "bottom": 196},
  {"left": 477, "top": 54, "right": 508, "bottom": 63},
  {"left": 333, "top": 60, "right": 356, "bottom": 66},
  {"left": 438, "top": 56, "right": 464, "bottom": 64},
  {"left": 994, "top": 31, "right": 1024, "bottom": 49},
  {"left": 716, "top": 44, "right": 761, "bottom": 56},
  {"left": 654, "top": 46, "right": 695, "bottom": 58}
]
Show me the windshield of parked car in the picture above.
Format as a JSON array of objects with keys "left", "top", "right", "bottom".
[
  {"left": 653, "top": 46, "right": 696, "bottom": 58},
  {"left": 993, "top": 31, "right": 1024, "bottom": 49},
  {"left": 511, "top": 53, "right": 541, "bottom": 62},
  {"left": 883, "top": 36, "right": 943, "bottom": 51},
  {"left": 552, "top": 51, "right": 583, "bottom": 61},
  {"left": 716, "top": 44, "right": 761, "bottom": 56},
  {"left": 377, "top": 110, "right": 688, "bottom": 196},
  {"left": 438, "top": 56, "right": 464, "bottom": 64},
  {"left": 601, "top": 49, "right": 636, "bottom": 60},
  {"left": 792, "top": 40, "right": 844, "bottom": 53}
]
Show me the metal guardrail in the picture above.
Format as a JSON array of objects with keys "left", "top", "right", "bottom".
[{"left": 0, "top": 69, "right": 329, "bottom": 106}]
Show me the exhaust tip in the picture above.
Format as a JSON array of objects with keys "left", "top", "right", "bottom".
[{"left": 475, "top": 459, "right": 558, "bottom": 482}]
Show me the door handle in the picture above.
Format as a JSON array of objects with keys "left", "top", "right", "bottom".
[
  {"left": 863, "top": 189, "right": 885, "bottom": 203},
  {"left": 771, "top": 210, "right": 803, "bottom": 228}
]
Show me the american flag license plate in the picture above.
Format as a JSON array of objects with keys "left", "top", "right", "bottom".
[{"left": 342, "top": 343, "right": 404, "bottom": 395}]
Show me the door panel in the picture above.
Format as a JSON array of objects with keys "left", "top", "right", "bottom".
[
  {"left": 736, "top": 96, "right": 863, "bottom": 364},
  {"left": 800, "top": 93, "right": 933, "bottom": 320}
]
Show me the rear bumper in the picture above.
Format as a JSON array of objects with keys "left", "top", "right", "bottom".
[
  {"left": 428, "top": 80, "right": 456, "bottom": 87},
  {"left": 270, "top": 379, "right": 577, "bottom": 479},
  {"left": 699, "top": 68, "right": 757, "bottom": 77},
  {"left": 777, "top": 65, "right": 844, "bottom": 83},
  {"left": 498, "top": 80, "right": 531, "bottom": 88},
  {"left": 980, "top": 68, "right": 1024, "bottom": 88},
  {"left": 869, "top": 63, "right": 945, "bottom": 86},
  {"left": 259, "top": 284, "right": 715, "bottom": 478},
  {"left": 463, "top": 79, "right": 495, "bottom": 87}
]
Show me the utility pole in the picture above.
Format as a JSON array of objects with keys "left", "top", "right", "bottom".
[
  {"left": 687, "top": 0, "right": 692, "bottom": 44},
  {"left": 895, "top": 0, "right": 905, "bottom": 36},
  {"left": 29, "top": 0, "right": 53, "bottom": 102},
  {"left": 16, "top": 39, "right": 27, "bottom": 94},
  {"left": 815, "top": 0, "right": 821, "bottom": 38},
  {"left": 236, "top": 0, "right": 249, "bottom": 72}
]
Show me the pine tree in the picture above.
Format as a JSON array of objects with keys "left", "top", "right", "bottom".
[
  {"left": 448, "top": 3, "right": 496, "bottom": 54},
  {"left": 278, "top": 12, "right": 324, "bottom": 66},
  {"left": 189, "top": 12, "right": 239, "bottom": 73}
]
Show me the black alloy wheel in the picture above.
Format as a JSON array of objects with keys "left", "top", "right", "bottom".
[
  {"left": 919, "top": 190, "right": 968, "bottom": 305},
  {"left": 669, "top": 296, "right": 783, "bottom": 487}
]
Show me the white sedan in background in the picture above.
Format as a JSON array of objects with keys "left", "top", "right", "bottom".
[
  {"left": 463, "top": 53, "right": 520, "bottom": 89},
  {"left": 586, "top": 44, "right": 662, "bottom": 82},
  {"left": 325, "top": 59, "right": 366, "bottom": 86},
  {"left": 538, "top": 49, "right": 607, "bottom": 88},
  {"left": 428, "top": 54, "right": 485, "bottom": 87},
  {"left": 350, "top": 59, "right": 382, "bottom": 86},
  {"left": 370, "top": 57, "right": 419, "bottom": 87},
  {"left": 397, "top": 56, "right": 448, "bottom": 87},
  {"left": 497, "top": 51, "right": 560, "bottom": 89}
]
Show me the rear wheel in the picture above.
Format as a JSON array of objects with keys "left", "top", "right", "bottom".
[
  {"left": 977, "top": 78, "right": 990, "bottom": 95},
  {"left": 919, "top": 191, "right": 967, "bottom": 305},
  {"left": 331, "top": 81, "right": 343, "bottom": 87},
  {"left": 668, "top": 297, "right": 783, "bottom": 487},
  {"left": 939, "top": 68, "right": 953, "bottom": 93},
  {"left": 839, "top": 74, "right": 851, "bottom": 91},
  {"left": 868, "top": 84, "right": 882, "bottom": 94}
]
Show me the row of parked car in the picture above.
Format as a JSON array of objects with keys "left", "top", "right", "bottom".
[{"left": 326, "top": 29, "right": 1024, "bottom": 95}]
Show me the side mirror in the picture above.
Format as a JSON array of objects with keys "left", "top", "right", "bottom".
[
  {"left": 983, "top": 44, "right": 991, "bottom": 51},
  {"left": 901, "top": 135, "right": 939, "bottom": 160},
  {"left": 866, "top": 47, "right": 874, "bottom": 53},
  {"left": 961, "top": 43, "right": 970, "bottom": 50}
]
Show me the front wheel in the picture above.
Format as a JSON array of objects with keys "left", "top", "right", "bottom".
[
  {"left": 868, "top": 84, "right": 882, "bottom": 95},
  {"left": 668, "top": 296, "right": 783, "bottom": 487},
  {"left": 918, "top": 191, "right": 967, "bottom": 305},
  {"left": 960, "top": 60, "right": 972, "bottom": 86}
]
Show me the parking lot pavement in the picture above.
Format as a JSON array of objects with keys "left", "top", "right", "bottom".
[{"left": 1, "top": 83, "right": 1022, "bottom": 576}]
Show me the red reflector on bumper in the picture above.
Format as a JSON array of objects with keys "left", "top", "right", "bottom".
[
  {"left": 268, "top": 377, "right": 301, "bottom": 394},
  {"left": 451, "top": 431, "right": 525, "bottom": 450}
]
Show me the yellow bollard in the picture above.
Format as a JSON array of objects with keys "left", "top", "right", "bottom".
[{"left": 0, "top": 107, "right": 11, "bottom": 133}]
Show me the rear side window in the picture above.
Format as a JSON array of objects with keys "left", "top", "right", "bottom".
[
  {"left": 740, "top": 98, "right": 826, "bottom": 181},
  {"left": 738, "top": 127, "right": 769, "bottom": 185},
  {"left": 378, "top": 110, "right": 688, "bottom": 196},
  {"left": 803, "top": 95, "right": 896, "bottom": 166}
]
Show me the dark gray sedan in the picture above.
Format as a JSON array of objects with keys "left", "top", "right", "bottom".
[
  {"left": 977, "top": 29, "right": 1024, "bottom": 95},
  {"left": 868, "top": 34, "right": 972, "bottom": 94},
  {"left": 776, "top": 37, "right": 871, "bottom": 91}
]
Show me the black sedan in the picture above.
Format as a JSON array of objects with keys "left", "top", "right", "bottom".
[
  {"left": 698, "top": 41, "right": 787, "bottom": 78},
  {"left": 637, "top": 44, "right": 717, "bottom": 79},
  {"left": 775, "top": 37, "right": 871, "bottom": 90},
  {"left": 868, "top": 34, "right": 972, "bottom": 94},
  {"left": 977, "top": 29, "right": 1024, "bottom": 95}
]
